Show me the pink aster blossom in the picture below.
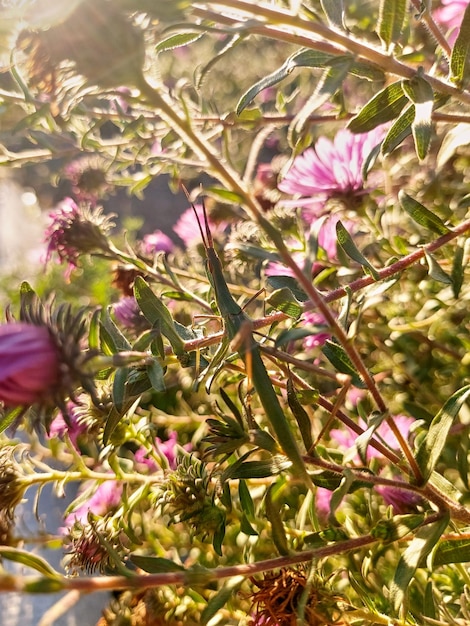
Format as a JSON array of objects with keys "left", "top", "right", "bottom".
[
  {"left": 113, "top": 296, "right": 149, "bottom": 333},
  {"left": 173, "top": 204, "right": 227, "bottom": 248},
  {"left": 278, "top": 127, "right": 384, "bottom": 212},
  {"left": 64, "top": 480, "right": 122, "bottom": 527},
  {"left": 302, "top": 312, "right": 331, "bottom": 349},
  {"left": 48, "top": 401, "right": 88, "bottom": 449},
  {"left": 434, "top": 0, "right": 470, "bottom": 44},
  {"left": 141, "top": 229, "right": 174, "bottom": 255},
  {"left": 135, "top": 431, "right": 192, "bottom": 471},
  {"left": 0, "top": 322, "right": 59, "bottom": 407}
]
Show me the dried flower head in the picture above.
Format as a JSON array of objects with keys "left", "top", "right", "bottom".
[
  {"left": 112, "top": 265, "right": 146, "bottom": 297},
  {"left": 63, "top": 156, "right": 110, "bottom": 204},
  {"left": 249, "top": 568, "right": 344, "bottom": 626},
  {"left": 0, "top": 446, "right": 27, "bottom": 544},
  {"left": 45, "top": 198, "right": 115, "bottom": 278}
]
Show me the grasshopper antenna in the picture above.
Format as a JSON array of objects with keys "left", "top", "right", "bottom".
[{"left": 181, "top": 185, "right": 213, "bottom": 250}]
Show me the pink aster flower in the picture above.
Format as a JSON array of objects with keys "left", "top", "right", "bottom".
[
  {"left": 48, "top": 401, "right": 88, "bottom": 449},
  {"left": 278, "top": 127, "right": 384, "bottom": 212},
  {"left": 302, "top": 312, "right": 331, "bottom": 349},
  {"left": 135, "top": 431, "right": 192, "bottom": 471},
  {"left": 173, "top": 204, "right": 227, "bottom": 248},
  {"left": 45, "top": 197, "right": 115, "bottom": 279},
  {"left": 141, "top": 229, "right": 174, "bottom": 255},
  {"left": 330, "top": 415, "right": 414, "bottom": 461},
  {"left": 0, "top": 322, "right": 60, "bottom": 407},
  {"left": 434, "top": 0, "right": 470, "bottom": 44},
  {"left": 113, "top": 296, "right": 149, "bottom": 333},
  {"left": 64, "top": 480, "right": 123, "bottom": 527}
]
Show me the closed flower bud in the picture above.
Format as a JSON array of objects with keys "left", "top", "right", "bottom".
[{"left": 0, "top": 323, "right": 60, "bottom": 407}]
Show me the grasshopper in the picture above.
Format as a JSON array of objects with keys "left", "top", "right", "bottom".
[{"left": 191, "top": 195, "right": 315, "bottom": 492}]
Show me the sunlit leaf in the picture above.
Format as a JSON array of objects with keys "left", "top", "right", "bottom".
[
  {"left": 401, "top": 75, "right": 434, "bottom": 159},
  {"left": 378, "top": 0, "right": 407, "bottom": 49},
  {"left": 390, "top": 514, "right": 449, "bottom": 613},
  {"left": 336, "top": 220, "right": 380, "bottom": 279},
  {"left": 348, "top": 82, "right": 408, "bottom": 133},
  {"left": 415, "top": 385, "right": 470, "bottom": 484},
  {"left": 265, "top": 485, "right": 290, "bottom": 555},
  {"left": 320, "top": 0, "right": 345, "bottom": 29},
  {"left": 450, "top": 3, "right": 470, "bottom": 86},
  {"left": 398, "top": 191, "right": 450, "bottom": 235},
  {"left": 322, "top": 340, "right": 367, "bottom": 388},
  {"left": 424, "top": 251, "right": 453, "bottom": 284},
  {"left": 155, "top": 32, "right": 204, "bottom": 54}
]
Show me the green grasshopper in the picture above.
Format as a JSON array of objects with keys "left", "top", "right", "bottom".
[{"left": 191, "top": 196, "right": 315, "bottom": 492}]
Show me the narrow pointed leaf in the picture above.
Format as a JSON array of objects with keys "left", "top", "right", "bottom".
[
  {"left": 415, "top": 385, "right": 470, "bottom": 484},
  {"left": 433, "top": 538, "right": 470, "bottom": 566},
  {"left": 378, "top": 0, "right": 407, "bottom": 49},
  {"left": 286, "top": 376, "right": 313, "bottom": 451},
  {"left": 289, "top": 57, "right": 353, "bottom": 144},
  {"left": 336, "top": 220, "right": 380, "bottom": 279},
  {"left": 398, "top": 191, "right": 450, "bottom": 235},
  {"left": 451, "top": 245, "right": 464, "bottom": 298},
  {"left": 401, "top": 76, "right": 434, "bottom": 159},
  {"left": 320, "top": 0, "right": 345, "bottom": 29},
  {"left": 348, "top": 81, "right": 408, "bottom": 133},
  {"left": 450, "top": 3, "right": 470, "bottom": 86},
  {"left": 155, "top": 32, "right": 204, "bottom": 54},
  {"left": 236, "top": 49, "right": 335, "bottom": 114},
  {"left": 322, "top": 340, "right": 367, "bottom": 388},
  {"left": 265, "top": 485, "right": 290, "bottom": 555},
  {"left": 424, "top": 251, "right": 453, "bottom": 284},
  {"left": 130, "top": 555, "right": 185, "bottom": 573},
  {"left": 0, "top": 547, "right": 62, "bottom": 579},
  {"left": 266, "top": 287, "right": 303, "bottom": 319},
  {"left": 200, "top": 577, "right": 245, "bottom": 625},
  {"left": 390, "top": 514, "right": 449, "bottom": 613},
  {"left": 134, "top": 277, "right": 185, "bottom": 356},
  {"left": 381, "top": 104, "right": 414, "bottom": 155}
]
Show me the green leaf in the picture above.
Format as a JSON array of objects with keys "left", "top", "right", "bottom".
[
  {"left": 265, "top": 485, "right": 290, "bottom": 555},
  {"left": 398, "top": 191, "right": 449, "bottom": 235},
  {"left": 0, "top": 547, "right": 62, "bottom": 579},
  {"left": 415, "top": 385, "right": 470, "bottom": 484},
  {"left": 134, "top": 277, "right": 185, "bottom": 356},
  {"left": 146, "top": 360, "right": 165, "bottom": 392},
  {"left": 322, "top": 340, "right": 367, "bottom": 388},
  {"left": 289, "top": 57, "right": 353, "bottom": 145},
  {"left": 423, "top": 581, "right": 436, "bottom": 620},
  {"left": 433, "top": 538, "right": 470, "bottom": 566},
  {"left": 267, "top": 275, "right": 308, "bottom": 302},
  {"left": 236, "top": 49, "right": 336, "bottom": 115},
  {"left": 336, "top": 220, "right": 380, "bottom": 279},
  {"left": 238, "top": 479, "right": 255, "bottom": 518},
  {"left": 320, "top": 0, "right": 345, "bottom": 29},
  {"left": 0, "top": 407, "right": 24, "bottom": 435},
  {"left": 221, "top": 456, "right": 291, "bottom": 481},
  {"left": 450, "top": 3, "right": 470, "bottom": 86},
  {"left": 451, "top": 245, "right": 464, "bottom": 298},
  {"left": 200, "top": 576, "right": 245, "bottom": 625},
  {"left": 401, "top": 75, "right": 434, "bottom": 159},
  {"left": 424, "top": 251, "right": 453, "bottom": 284},
  {"left": 155, "top": 32, "right": 204, "bottom": 54},
  {"left": 381, "top": 104, "right": 414, "bottom": 155},
  {"left": 266, "top": 287, "right": 303, "bottom": 319},
  {"left": 348, "top": 81, "right": 408, "bottom": 133},
  {"left": 101, "top": 307, "right": 132, "bottom": 353},
  {"left": 112, "top": 366, "right": 129, "bottom": 413},
  {"left": 130, "top": 555, "right": 185, "bottom": 573},
  {"left": 286, "top": 376, "right": 313, "bottom": 451},
  {"left": 371, "top": 514, "right": 425, "bottom": 542},
  {"left": 378, "top": 0, "right": 407, "bottom": 49},
  {"left": 390, "top": 514, "right": 449, "bottom": 614}
]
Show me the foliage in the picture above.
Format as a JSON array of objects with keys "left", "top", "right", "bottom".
[{"left": 1, "top": 0, "right": 470, "bottom": 624}]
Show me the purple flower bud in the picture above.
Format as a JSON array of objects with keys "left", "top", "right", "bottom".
[{"left": 0, "top": 322, "right": 60, "bottom": 407}]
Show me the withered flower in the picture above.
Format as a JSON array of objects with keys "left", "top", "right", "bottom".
[
  {"left": 0, "top": 446, "right": 27, "bottom": 545},
  {"left": 45, "top": 198, "right": 115, "bottom": 278},
  {"left": 249, "top": 568, "right": 345, "bottom": 626}
]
